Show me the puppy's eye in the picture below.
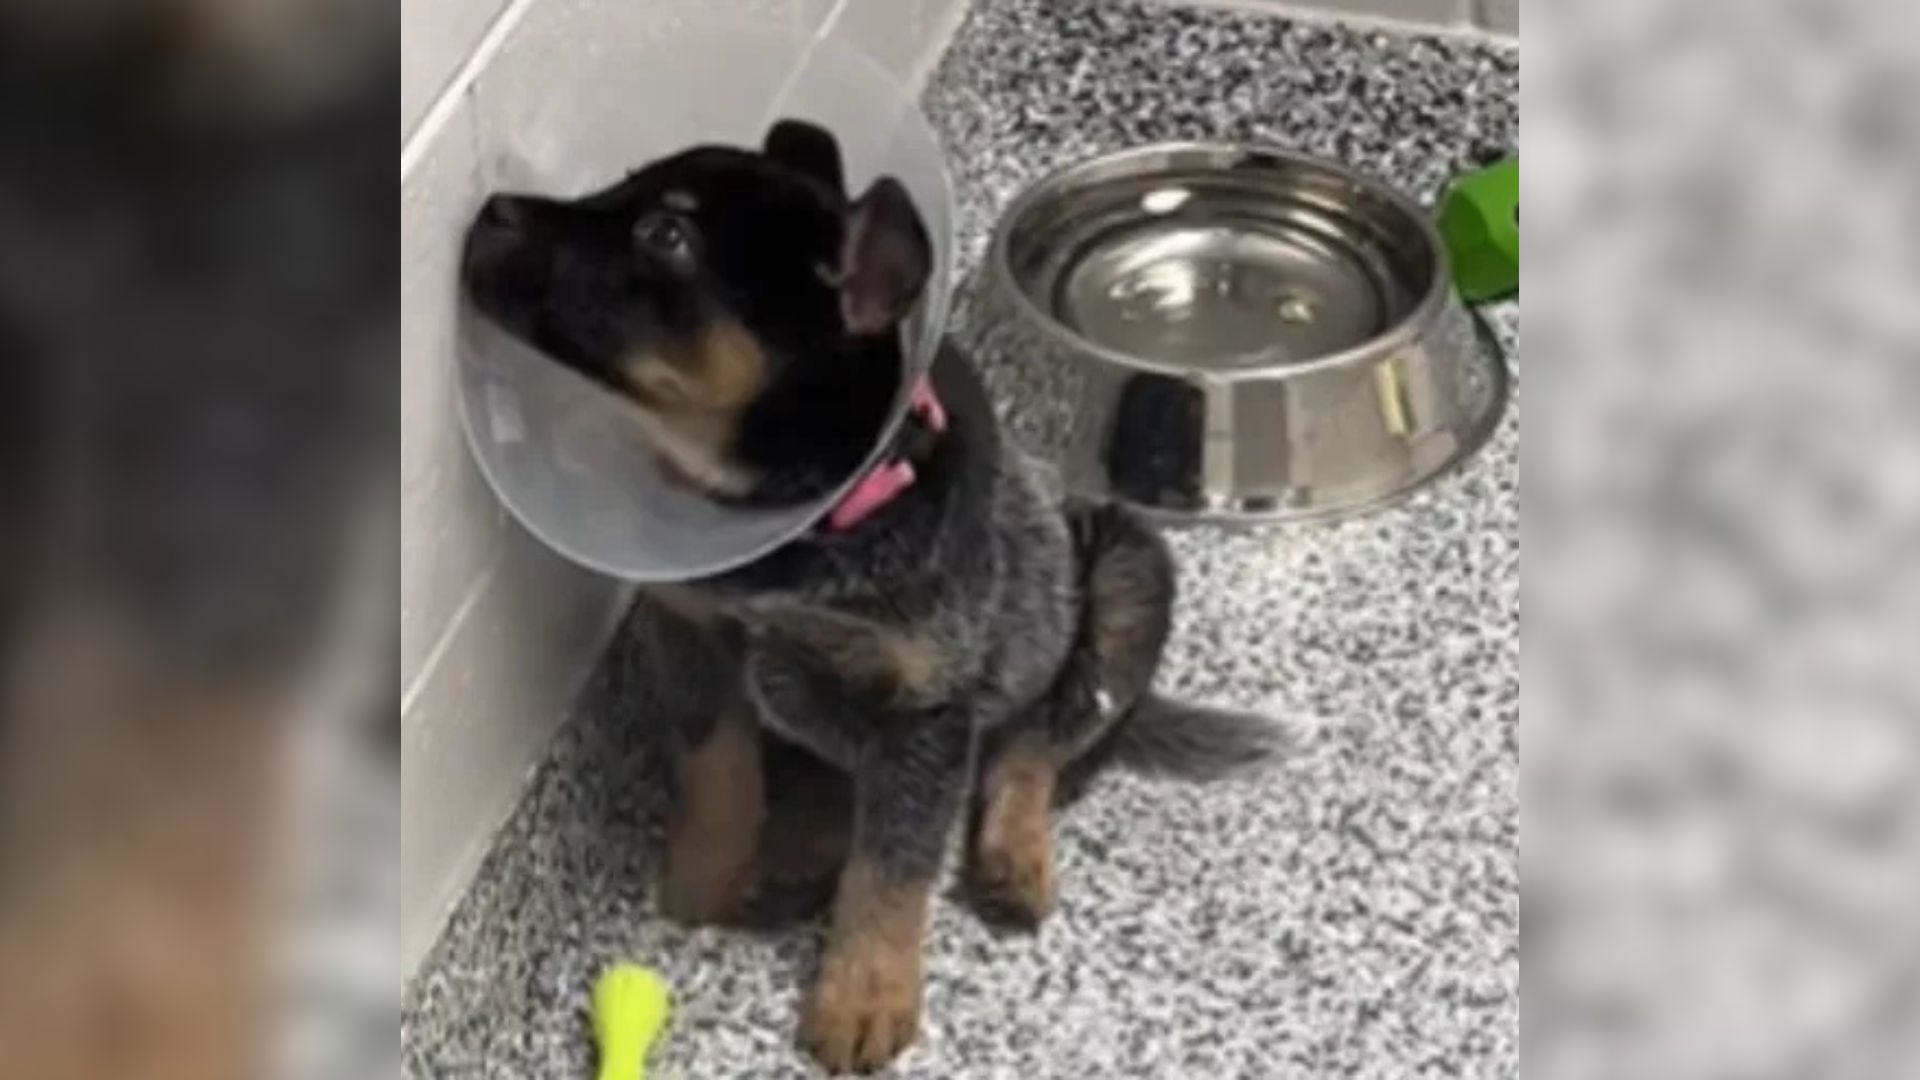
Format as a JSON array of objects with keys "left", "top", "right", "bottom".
[{"left": 633, "top": 211, "right": 694, "bottom": 264}]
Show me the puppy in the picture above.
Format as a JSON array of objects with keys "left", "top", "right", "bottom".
[{"left": 463, "top": 120, "right": 1295, "bottom": 1072}]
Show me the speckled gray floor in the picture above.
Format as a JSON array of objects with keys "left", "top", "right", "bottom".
[{"left": 402, "top": 1, "right": 1519, "bottom": 1076}]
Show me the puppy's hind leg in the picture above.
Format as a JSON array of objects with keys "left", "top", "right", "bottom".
[
  {"left": 967, "top": 730, "right": 1059, "bottom": 929},
  {"left": 738, "top": 741, "right": 854, "bottom": 928},
  {"left": 968, "top": 501, "right": 1175, "bottom": 929},
  {"left": 659, "top": 698, "right": 764, "bottom": 927},
  {"left": 621, "top": 597, "right": 765, "bottom": 926}
]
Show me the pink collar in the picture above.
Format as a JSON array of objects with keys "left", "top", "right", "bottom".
[{"left": 824, "top": 377, "right": 948, "bottom": 532}]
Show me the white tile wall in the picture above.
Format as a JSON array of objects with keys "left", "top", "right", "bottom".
[
  {"left": 399, "top": 83, "right": 610, "bottom": 973},
  {"left": 400, "top": 100, "right": 504, "bottom": 685},
  {"left": 400, "top": 0, "right": 967, "bottom": 977},
  {"left": 828, "top": 0, "right": 972, "bottom": 84},
  {"left": 400, "top": 528, "right": 624, "bottom": 973},
  {"left": 803, "top": 0, "right": 845, "bottom": 38},
  {"left": 827, "top": 0, "right": 934, "bottom": 83},
  {"left": 467, "top": 0, "right": 808, "bottom": 196},
  {"left": 401, "top": 0, "right": 509, "bottom": 139}
]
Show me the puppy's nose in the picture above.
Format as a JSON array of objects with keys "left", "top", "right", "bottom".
[
  {"left": 476, "top": 194, "right": 525, "bottom": 231},
  {"left": 464, "top": 196, "right": 529, "bottom": 284}
]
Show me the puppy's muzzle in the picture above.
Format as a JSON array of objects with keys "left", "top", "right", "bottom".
[{"left": 462, "top": 195, "right": 531, "bottom": 285}]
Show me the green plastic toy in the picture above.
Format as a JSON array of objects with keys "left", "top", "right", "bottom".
[
  {"left": 1438, "top": 156, "right": 1519, "bottom": 302},
  {"left": 592, "top": 964, "right": 673, "bottom": 1080}
]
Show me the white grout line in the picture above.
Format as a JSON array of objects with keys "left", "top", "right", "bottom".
[
  {"left": 401, "top": 0, "right": 539, "bottom": 181},
  {"left": 816, "top": 0, "right": 851, "bottom": 43},
  {"left": 401, "top": 553, "right": 503, "bottom": 717},
  {"left": 907, "top": 0, "right": 978, "bottom": 93},
  {"left": 762, "top": 0, "right": 852, "bottom": 132}
]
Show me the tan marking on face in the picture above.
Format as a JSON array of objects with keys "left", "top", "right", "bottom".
[
  {"left": 617, "top": 319, "right": 769, "bottom": 497},
  {"left": 688, "top": 318, "right": 769, "bottom": 409},
  {"left": 621, "top": 319, "right": 767, "bottom": 410},
  {"left": 663, "top": 189, "right": 698, "bottom": 213},
  {"left": 627, "top": 357, "right": 697, "bottom": 406},
  {"left": 620, "top": 396, "right": 755, "bottom": 497}
]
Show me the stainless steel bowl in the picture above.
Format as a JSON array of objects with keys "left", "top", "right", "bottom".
[{"left": 984, "top": 143, "right": 1508, "bottom": 522}]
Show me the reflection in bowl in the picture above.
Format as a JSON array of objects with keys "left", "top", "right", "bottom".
[{"left": 984, "top": 143, "right": 1508, "bottom": 523}]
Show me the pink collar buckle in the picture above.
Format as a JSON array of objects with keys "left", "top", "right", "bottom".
[{"left": 822, "top": 376, "right": 945, "bottom": 533}]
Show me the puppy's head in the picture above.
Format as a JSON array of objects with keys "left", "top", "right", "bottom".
[{"left": 461, "top": 120, "right": 932, "bottom": 505}]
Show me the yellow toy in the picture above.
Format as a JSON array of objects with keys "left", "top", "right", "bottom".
[{"left": 592, "top": 964, "right": 673, "bottom": 1080}]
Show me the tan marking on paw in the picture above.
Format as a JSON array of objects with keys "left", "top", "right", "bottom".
[
  {"left": 969, "top": 743, "right": 1058, "bottom": 928},
  {"left": 801, "top": 860, "right": 929, "bottom": 1072}
]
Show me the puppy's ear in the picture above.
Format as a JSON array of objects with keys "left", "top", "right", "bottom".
[
  {"left": 763, "top": 119, "right": 845, "bottom": 195},
  {"left": 837, "top": 177, "right": 932, "bottom": 337}
]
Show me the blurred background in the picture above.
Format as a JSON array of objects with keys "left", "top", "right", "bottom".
[
  {"left": 0, "top": 1, "right": 392, "bottom": 1078},
  {"left": 1527, "top": 1, "right": 1920, "bottom": 1078}
]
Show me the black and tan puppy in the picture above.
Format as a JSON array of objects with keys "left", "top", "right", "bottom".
[{"left": 462, "top": 120, "right": 1295, "bottom": 1072}]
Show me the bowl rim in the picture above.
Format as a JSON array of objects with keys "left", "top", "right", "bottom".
[{"left": 986, "top": 141, "right": 1453, "bottom": 381}]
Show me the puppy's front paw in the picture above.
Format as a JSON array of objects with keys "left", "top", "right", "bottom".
[
  {"left": 801, "top": 948, "right": 922, "bottom": 1073},
  {"left": 968, "top": 829, "right": 1056, "bottom": 930}
]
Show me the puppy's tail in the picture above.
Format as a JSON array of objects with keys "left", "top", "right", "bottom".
[{"left": 1111, "top": 695, "right": 1309, "bottom": 781}]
